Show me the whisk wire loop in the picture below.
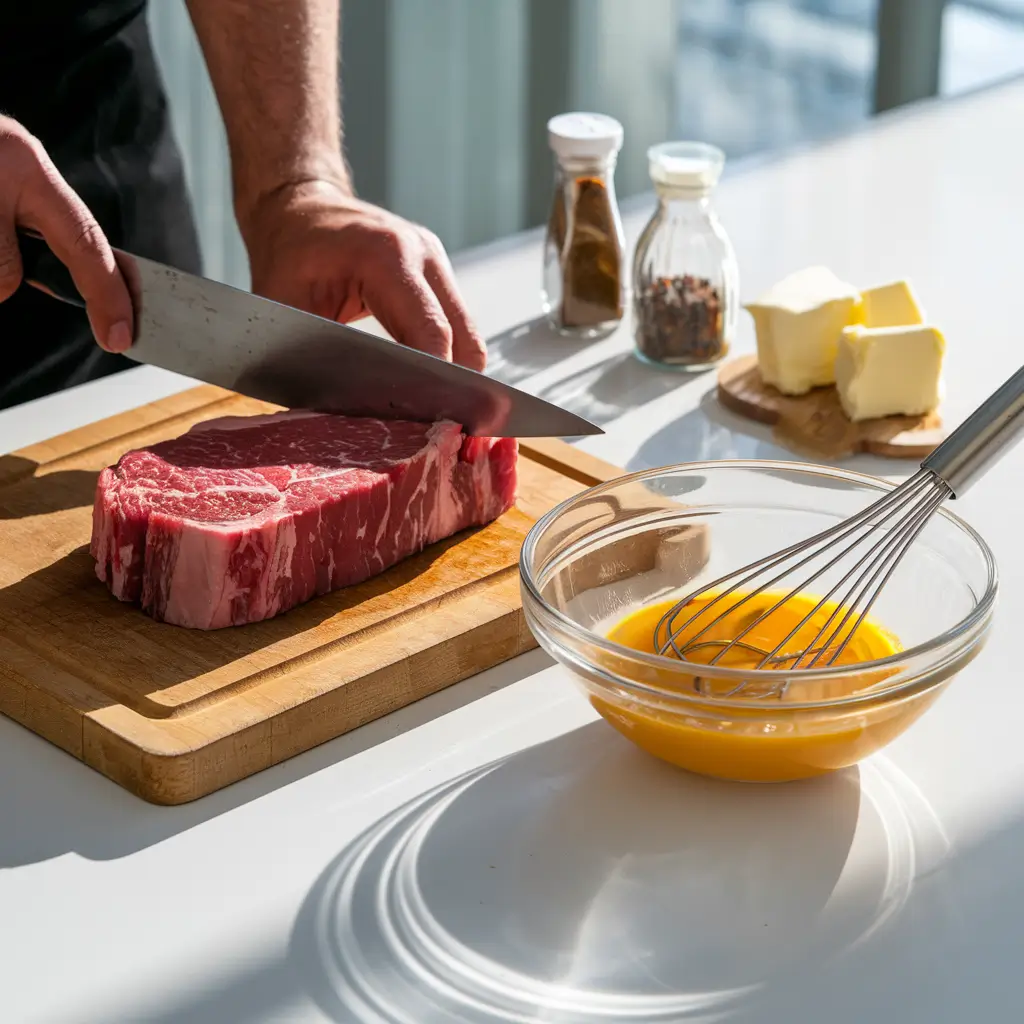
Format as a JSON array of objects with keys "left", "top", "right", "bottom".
[
  {"left": 654, "top": 475, "right": 915, "bottom": 659},
  {"left": 702, "top": 471, "right": 938, "bottom": 669},
  {"left": 655, "top": 470, "right": 935, "bottom": 664},
  {"left": 753, "top": 474, "right": 947, "bottom": 671},
  {"left": 801, "top": 481, "right": 950, "bottom": 668}
]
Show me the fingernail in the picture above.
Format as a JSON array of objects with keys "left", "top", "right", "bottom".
[{"left": 107, "top": 320, "right": 132, "bottom": 353}]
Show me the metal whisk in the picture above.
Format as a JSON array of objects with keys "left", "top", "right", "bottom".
[{"left": 656, "top": 365, "right": 1024, "bottom": 689}]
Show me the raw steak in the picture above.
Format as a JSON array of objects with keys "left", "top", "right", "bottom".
[{"left": 91, "top": 411, "right": 518, "bottom": 629}]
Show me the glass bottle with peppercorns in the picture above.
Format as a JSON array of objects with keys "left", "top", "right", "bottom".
[{"left": 632, "top": 141, "right": 738, "bottom": 370}]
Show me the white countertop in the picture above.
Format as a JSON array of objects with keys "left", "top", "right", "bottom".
[{"left": 4, "top": 80, "right": 1024, "bottom": 1023}]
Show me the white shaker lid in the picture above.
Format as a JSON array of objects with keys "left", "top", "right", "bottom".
[
  {"left": 547, "top": 112, "right": 624, "bottom": 161},
  {"left": 648, "top": 141, "right": 725, "bottom": 195}
]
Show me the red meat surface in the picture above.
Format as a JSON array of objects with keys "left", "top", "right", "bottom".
[{"left": 91, "top": 411, "right": 518, "bottom": 628}]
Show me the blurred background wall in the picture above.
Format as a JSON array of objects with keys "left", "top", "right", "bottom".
[{"left": 147, "top": 0, "right": 1024, "bottom": 291}]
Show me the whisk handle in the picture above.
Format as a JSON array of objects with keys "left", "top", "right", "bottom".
[{"left": 922, "top": 364, "right": 1024, "bottom": 497}]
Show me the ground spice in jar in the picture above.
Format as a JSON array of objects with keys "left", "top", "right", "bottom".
[
  {"left": 635, "top": 275, "right": 726, "bottom": 366},
  {"left": 548, "top": 175, "right": 624, "bottom": 330}
]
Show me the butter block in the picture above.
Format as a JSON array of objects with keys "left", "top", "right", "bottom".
[
  {"left": 860, "top": 280, "right": 924, "bottom": 328},
  {"left": 835, "top": 324, "right": 944, "bottom": 421},
  {"left": 745, "top": 266, "right": 861, "bottom": 395}
]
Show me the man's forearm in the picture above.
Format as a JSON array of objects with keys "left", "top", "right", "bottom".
[{"left": 186, "top": 0, "right": 350, "bottom": 224}]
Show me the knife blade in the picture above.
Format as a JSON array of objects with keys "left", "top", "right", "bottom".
[{"left": 16, "top": 229, "right": 602, "bottom": 438}]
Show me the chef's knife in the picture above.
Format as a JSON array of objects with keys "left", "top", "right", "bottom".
[{"left": 16, "top": 229, "right": 602, "bottom": 438}]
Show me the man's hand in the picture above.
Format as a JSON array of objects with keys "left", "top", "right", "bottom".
[
  {"left": 0, "top": 115, "right": 134, "bottom": 353},
  {"left": 186, "top": 0, "right": 488, "bottom": 373},
  {"left": 239, "top": 180, "right": 487, "bottom": 371}
]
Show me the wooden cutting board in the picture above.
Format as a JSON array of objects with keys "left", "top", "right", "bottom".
[
  {"left": 717, "top": 355, "right": 945, "bottom": 459},
  {"left": 0, "top": 385, "right": 631, "bottom": 805}
]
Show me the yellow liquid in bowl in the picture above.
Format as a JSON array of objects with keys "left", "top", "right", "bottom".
[{"left": 598, "top": 592, "right": 936, "bottom": 782}]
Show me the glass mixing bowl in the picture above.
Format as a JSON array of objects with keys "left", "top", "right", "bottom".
[{"left": 520, "top": 461, "right": 997, "bottom": 783}]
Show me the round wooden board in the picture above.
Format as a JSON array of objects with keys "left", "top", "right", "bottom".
[{"left": 717, "top": 355, "right": 945, "bottom": 460}]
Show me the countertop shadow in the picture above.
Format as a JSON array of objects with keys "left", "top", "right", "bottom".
[
  {"left": 537, "top": 351, "right": 702, "bottom": 428},
  {"left": 485, "top": 316, "right": 596, "bottom": 386},
  {"left": 627, "top": 390, "right": 793, "bottom": 470}
]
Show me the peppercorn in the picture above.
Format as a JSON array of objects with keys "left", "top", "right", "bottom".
[{"left": 635, "top": 275, "right": 727, "bottom": 366}]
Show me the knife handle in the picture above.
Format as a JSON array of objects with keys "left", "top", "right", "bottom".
[{"left": 16, "top": 228, "right": 86, "bottom": 308}]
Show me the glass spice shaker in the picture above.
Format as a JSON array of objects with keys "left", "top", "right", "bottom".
[
  {"left": 633, "top": 141, "right": 739, "bottom": 370},
  {"left": 542, "top": 112, "right": 626, "bottom": 339}
]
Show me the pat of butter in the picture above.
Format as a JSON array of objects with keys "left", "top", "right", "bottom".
[
  {"left": 745, "top": 266, "right": 861, "bottom": 395},
  {"left": 860, "top": 280, "right": 924, "bottom": 328},
  {"left": 835, "top": 324, "right": 944, "bottom": 421}
]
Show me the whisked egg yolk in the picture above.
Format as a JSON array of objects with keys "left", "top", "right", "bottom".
[
  {"left": 591, "top": 592, "right": 935, "bottom": 783},
  {"left": 610, "top": 591, "right": 901, "bottom": 676}
]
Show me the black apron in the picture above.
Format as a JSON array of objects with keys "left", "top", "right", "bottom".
[{"left": 0, "top": 2, "right": 202, "bottom": 410}]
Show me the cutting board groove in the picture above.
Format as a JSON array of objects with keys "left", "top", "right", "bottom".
[{"left": 0, "top": 385, "right": 623, "bottom": 804}]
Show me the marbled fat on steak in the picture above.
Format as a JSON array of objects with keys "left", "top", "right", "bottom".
[{"left": 91, "top": 411, "right": 519, "bottom": 629}]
